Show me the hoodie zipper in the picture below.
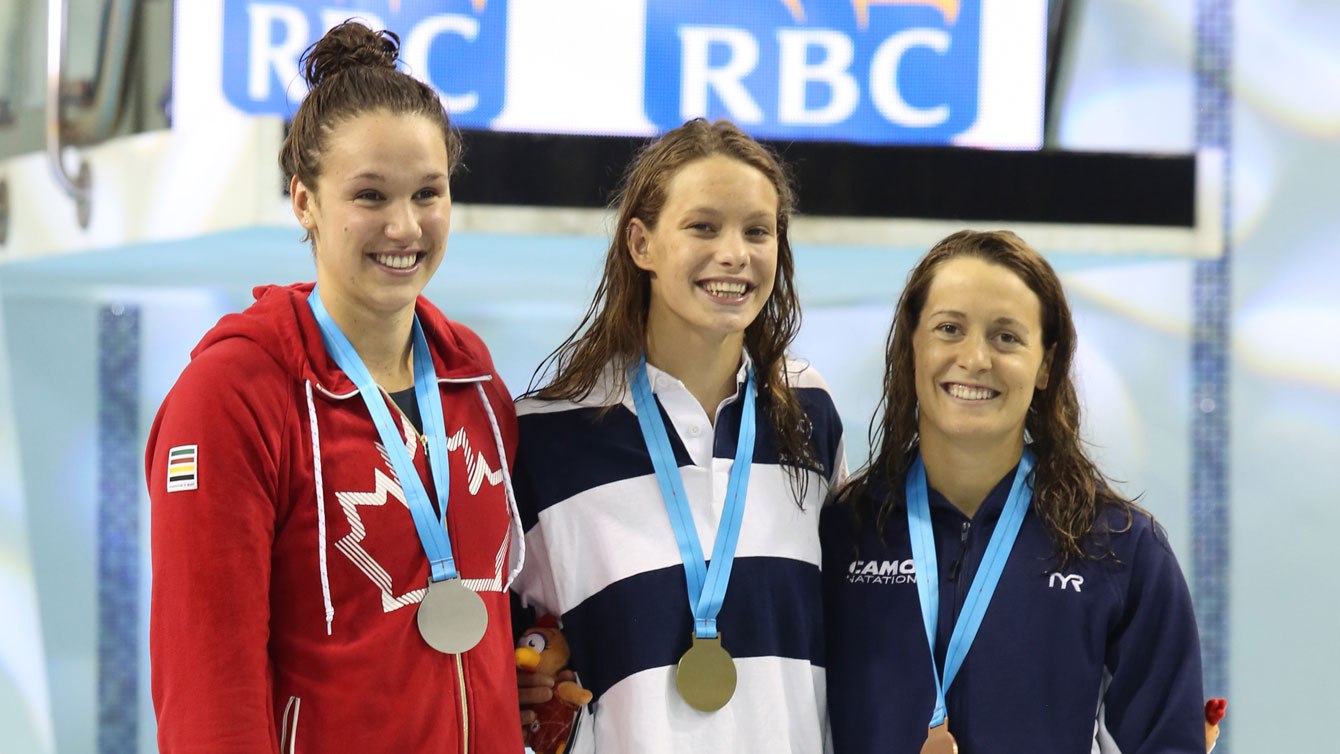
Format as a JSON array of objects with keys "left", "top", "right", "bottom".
[{"left": 455, "top": 655, "right": 470, "bottom": 753}]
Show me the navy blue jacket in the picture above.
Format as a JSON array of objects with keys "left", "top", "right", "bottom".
[{"left": 821, "top": 467, "right": 1205, "bottom": 754}]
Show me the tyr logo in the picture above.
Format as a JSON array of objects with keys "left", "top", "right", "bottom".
[{"left": 1048, "top": 572, "right": 1084, "bottom": 593}]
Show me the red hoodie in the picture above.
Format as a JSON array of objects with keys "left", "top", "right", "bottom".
[{"left": 146, "top": 283, "right": 525, "bottom": 753}]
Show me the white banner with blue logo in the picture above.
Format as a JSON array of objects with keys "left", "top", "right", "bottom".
[{"left": 181, "top": 0, "right": 1046, "bottom": 147}]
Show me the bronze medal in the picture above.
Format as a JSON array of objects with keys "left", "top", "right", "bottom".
[
  {"left": 920, "top": 721, "right": 958, "bottom": 754},
  {"left": 416, "top": 578, "right": 488, "bottom": 654},
  {"left": 675, "top": 634, "right": 737, "bottom": 712}
]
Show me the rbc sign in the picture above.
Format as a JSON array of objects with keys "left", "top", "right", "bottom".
[
  {"left": 644, "top": 0, "right": 981, "bottom": 144},
  {"left": 220, "top": 0, "right": 506, "bottom": 126}
]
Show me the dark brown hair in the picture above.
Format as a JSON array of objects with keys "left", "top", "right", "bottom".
[
  {"left": 846, "top": 230, "right": 1146, "bottom": 566},
  {"left": 531, "top": 118, "right": 820, "bottom": 497},
  {"left": 279, "top": 20, "right": 462, "bottom": 240}
]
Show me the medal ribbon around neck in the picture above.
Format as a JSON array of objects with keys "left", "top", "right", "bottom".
[
  {"left": 310, "top": 288, "right": 487, "bottom": 653},
  {"left": 906, "top": 447, "right": 1036, "bottom": 729},
  {"left": 629, "top": 354, "right": 756, "bottom": 640},
  {"left": 308, "top": 288, "right": 459, "bottom": 583}
]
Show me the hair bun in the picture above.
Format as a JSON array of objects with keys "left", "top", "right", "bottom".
[{"left": 301, "top": 21, "right": 401, "bottom": 89}]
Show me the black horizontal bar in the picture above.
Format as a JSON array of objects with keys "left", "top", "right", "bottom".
[{"left": 452, "top": 130, "right": 1196, "bottom": 229}]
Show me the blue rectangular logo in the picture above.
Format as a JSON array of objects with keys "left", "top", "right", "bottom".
[
  {"left": 220, "top": 0, "right": 506, "bottom": 126},
  {"left": 643, "top": 0, "right": 981, "bottom": 144}
]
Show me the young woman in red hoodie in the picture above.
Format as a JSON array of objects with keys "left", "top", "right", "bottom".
[{"left": 146, "top": 21, "right": 524, "bottom": 753}]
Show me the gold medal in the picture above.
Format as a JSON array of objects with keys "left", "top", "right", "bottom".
[
  {"left": 920, "top": 721, "right": 958, "bottom": 754},
  {"left": 416, "top": 578, "right": 488, "bottom": 654},
  {"left": 675, "top": 634, "right": 736, "bottom": 712}
]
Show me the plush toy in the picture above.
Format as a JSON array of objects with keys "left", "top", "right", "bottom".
[
  {"left": 1204, "top": 698, "right": 1227, "bottom": 752},
  {"left": 516, "top": 616, "right": 593, "bottom": 754}
]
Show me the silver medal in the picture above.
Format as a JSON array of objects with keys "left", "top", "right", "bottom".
[{"left": 417, "top": 578, "right": 488, "bottom": 654}]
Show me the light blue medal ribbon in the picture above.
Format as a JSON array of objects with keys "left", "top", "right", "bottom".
[
  {"left": 629, "top": 355, "right": 755, "bottom": 711},
  {"left": 906, "top": 447, "right": 1036, "bottom": 731},
  {"left": 308, "top": 288, "right": 487, "bottom": 653}
]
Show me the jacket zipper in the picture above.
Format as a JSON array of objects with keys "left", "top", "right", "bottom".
[
  {"left": 455, "top": 654, "right": 469, "bottom": 753},
  {"left": 947, "top": 521, "right": 971, "bottom": 582},
  {"left": 946, "top": 520, "right": 971, "bottom": 734}
]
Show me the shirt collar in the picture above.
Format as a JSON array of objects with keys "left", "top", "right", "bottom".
[
  {"left": 641, "top": 350, "right": 753, "bottom": 392},
  {"left": 631, "top": 350, "right": 754, "bottom": 418}
]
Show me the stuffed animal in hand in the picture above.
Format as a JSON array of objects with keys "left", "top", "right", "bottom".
[
  {"left": 1204, "top": 698, "right": 1227, "bottom": 752},
  {"left": 516, "top": 616, "right": 593, "bottom": 754}
]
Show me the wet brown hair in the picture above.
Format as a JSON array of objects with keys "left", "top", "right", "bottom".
[
  {"left": 531, "top": 118, "right": 821, "bottom": 499},
  {"left": 844, "top": 230, "right": 1147, "bottom": 566},
  {"left": 279, "top": 20, "right": 462, "bottom": 242}
]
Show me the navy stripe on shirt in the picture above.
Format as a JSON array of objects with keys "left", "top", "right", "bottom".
[
  {"left": 562, "top": 556, "right": 823, "bottom": 702},
  {"left": 516, "top": 385, "right": 841, "bottom": 530}
]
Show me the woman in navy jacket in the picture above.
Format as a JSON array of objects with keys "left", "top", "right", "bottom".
[{"left": 822, "top": 230, "right": 1205, "bottom": 753}]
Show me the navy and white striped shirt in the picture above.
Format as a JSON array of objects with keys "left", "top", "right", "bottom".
[{"left": 513, "top": 358, "right": 846, "bottom": 753}]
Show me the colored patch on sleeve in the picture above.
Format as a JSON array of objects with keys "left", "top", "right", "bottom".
[{"left": 167, "top": 444, "right": 198, "bottom": 492}]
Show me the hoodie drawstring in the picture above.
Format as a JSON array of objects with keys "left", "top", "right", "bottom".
[
  {"left": 306, "top": 379, "right": 335, "bottom": 635},
  {"left": 474, "top": 383, "right": 525, "bottom": 590}
]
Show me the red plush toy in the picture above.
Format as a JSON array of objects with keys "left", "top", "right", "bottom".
[
  {"left": 516, "top": 616, "right": 592, "bottom": 754},
  {"left": 1204, "top": 698, "right": 1227, "bottom": 752}
]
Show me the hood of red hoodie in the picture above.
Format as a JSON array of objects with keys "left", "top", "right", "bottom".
[{"left": 191, "top": 282, "right": 492, "bottom": 393}]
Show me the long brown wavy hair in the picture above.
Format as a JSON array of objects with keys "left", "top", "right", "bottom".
[
  {"left": 530, "top": 119, "right": 820, "bottom": 500},
  {"left": 279, "top": 20, "right": 462, "bottom": 243},
  {"left": 845, "top": 230, "right": 1147, "bottom": 566}
]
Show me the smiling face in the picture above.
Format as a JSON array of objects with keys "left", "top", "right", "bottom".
[
  {"left": 291, "top": 109, "right": 452, "bottom": 326},
  {"left": 629, "top": 155, "right": 779, "bottom": 349},
  {"left": 913, "top": 256, "right": 1054, "bottom": 456}
]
